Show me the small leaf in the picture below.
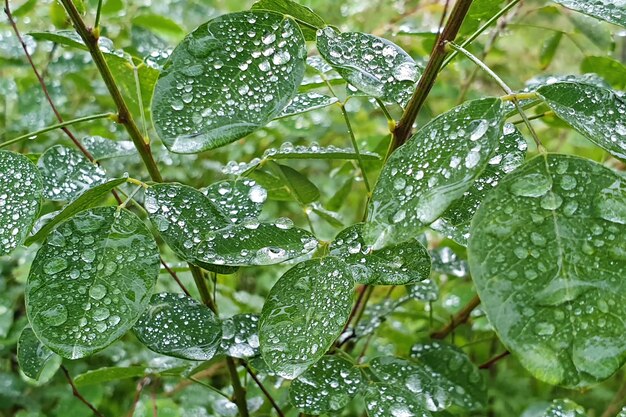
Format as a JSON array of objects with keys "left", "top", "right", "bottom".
[
  {"left": 17, "top": 327, "right": 61, "bottom": 382},
  {"left": 267, "top": 162, "right": 320, "bottom": 204},
  {"left": 220, "top": 313, "right": 260, "bottom": 358},
  {"left": 195, "top": 220, "right": 318, "bottom": 266},
  {"left": 289, "top": 355, "right": 363, "bottom": 413},
  {"left": 0, "top": 150, "right": 43, "bottom": 255},
  {"left": 131, "top": 13, "right": 184, "bottom": 38},
  {"left": 74, "top": 366, "right": 147, "bottom": 387},
  {"left": 151, "top": 11, "right": 306, "bottom": 153},
  {"left": 410, "top": 341, "right": 487, "bottom": 410},
  {"left": 203, "top": 179, "right": 266, "bottom": 224},
  {"left": 539, "top": 32, "right": 563, "bottom": 69},
  {"left": 552, "top": 0, "right": 626, "bottom": 28},
  {"left": 259, "top": 257, "right": 353, "bottom": 378},
  {"left": 134, "top": 292, "right": 222, "bottom": 361},
  {"left": 330, "top": 223, "right": 431, "bottom": 285},
  {"left": 365, "top": 98, "right": 504, "bottom": 249},
  {"left": 537, "top": 82, "right": 626, "bottom": 161},
  {"left": 81, "top": 136, "right": 136, "bottom": 160},
  {"left": 277, "top": 92, "right": 338, "bottom": 118},
  {"left": 568, "top": 13, "right": 615, "bottom": 51},
  {"left": 38, "top": 145, "right": 107, "bottom": 201},
  {"left": 363, "top": 382, "right": 431, "bottom": 417},
  {"left": 540, "top": 399, "right": 587, "bottom": 417},
  {"left": 316, "top": 28, "right": 421, "bottom": 107},
  {"left": 581, "top": 55, "right": 626, "bottom": 89},
  {"left": 433, "top": 123, "right": 528, "bottom": 245},
  {"left": 251, "top": 0, "right": 326, "bottom": 41},
  {"left": 264, "top": 142, "right": 380, "bottom": 161},
  {"left": 26, "top": 207, "right": 160, "bottom": 359},
  {"left": 469, "top": 154, "right": 626, "bottom": 387},
  {"left": 25, "top": 178, "right": 127, "bottom": 246}
]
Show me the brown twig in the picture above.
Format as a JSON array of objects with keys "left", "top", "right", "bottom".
[
  {"left": 479, "top": 350, "right": 510, "bottom": 369},
  {"left": 243, "top": 362, "right": 285, "bottom": 417},
  {"left": 430, "top": 295, "right": 481, "bottom": 339},
  {"left": 600, "top": 377, "right": 626, "bottom": 417},
  {"left": 160, "top": 258, "right": 191, "bottom": 297},
  {"left": 61, "top": 365, "right": 106, "bottom": 417},
  {"left": 126, "top": 377, "right": 151, "bottom": 417}
]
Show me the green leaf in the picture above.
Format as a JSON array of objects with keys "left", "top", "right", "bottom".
[
  {"left": 330, "top": 223, "right": 431, "bottom": 285},
  {"left": 363, "top": 382, "right": 431, "bottom": 417},
  {"left": 365, "top": 98, "right": 505, "bottom": 249},
  {"left": 259, "top": 257, "right": 353, "bottom": 378},
  {"left": 552, "top": 0, "right": 626, "bottom": 28},
  {"left": 540, "top": 400, "right": 587, "bottom": 417},
  {"left": 144, "top": 183, "right": 231, "bottom": 267},
  {"left": 0, "top": 150, "right": 43, "bottom": 255},
  {"left": 537, "top": 82, "right": 626, "bottom": 161},
  {"left": 327, "top": 177, "right": 354, "bottom": 212},
  {"left": 289, "top": 355, "right": 363, "bottom": 413},
  {"left": 410, "top": 341, "right": 487, "bottom": 410},
  {"left": 203, "top": 179, "right": 267, "bottom": 224},
  {"left": 267, "top": 162, "right": 320, "bottom": 204},
  {"left": 151, "top": 11, "right": 306, "bottom": 153},
  {"left": 277, "top": 92, "right": 338, "bottom": 118},
  {"left": 38, "top": 145, "right": 108, "bottom": 201},
  {"left": 220, "top": 313, "right": 260, "bottom": 358},
  {"left": 568, "top": 13, "right": 615, "bottom": 51},
  {"left": 25, "top": 178, "right": 127, "bottom": 246},
  {"left": 29, "top": 30, "right": 86, "bottom": 50},
  {"left": 430, "top": 247, "right": 469, "bottom": 277},
  {"left": 539, "top": 32, "right": 563, "bottom": 70},
  {"left": 133, "top": 292, "right": 222, "bottom": 361},
  {"left": 26, "top": 207, "right": 160, "bottom": 359},
  {"left": 406, "top": 278, "right": 439, "bottom": 301},
  {"left": 263, "top": 142, "right": 380, "bottom": 161},
  {"left": 581, "top": 55, "right": 626, "bottom": 90},
  {"left": 131, "top": 13, "right": 185, "bottom": 38},
  {"left": 251, "top": 0, "right": 326, "bottom": 41},
  {"left": 195, "top": 220, "right": 318, "bottom": 266},
  {"left": 81, "top": 136, "right": 136, "bottom": 160},
  {"left": 316, "top": 28, "right": 421, "bottom": 107},
  {"left": 74, "top": 366, "right": 147, "bottom": 387},
  {"left": 17, "top": 327, "right": 61, "bottom": 382},
  {"left": 468, "top": 154, "right": 626, "bottom": 387},
  {"left": 433, "top": 123, "right": 528, "bottom": 245}
]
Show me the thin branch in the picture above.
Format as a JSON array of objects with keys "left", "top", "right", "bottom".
[
  {"left": 226, "top": 358, "right": 250, "bottom": 417},
  {"left": 243, "top": 363, "right": 285, "bottom": 417},
  {"left": 431, "top": 295, "right": 481, "bottom": 339},
  {"left": 61, "top": 365, "right": 106, "bottom": 417},
  {"left": 601, "top": 377, "right": 626, "bottom": 417},
  {"left": 478, "top": 350, "right": 510, "bottom": 369},
  {"left": 340, "top": 104, "right": 371, "bottom": 192},
  {"left": 126, "top": 377, "right": 151, "bottom": 417},
  {"left": 189, "top": 264, "right": 217, "bottom": 313},
  {"left": 160, "top": 259, "right": 191, "bottom": 297}
]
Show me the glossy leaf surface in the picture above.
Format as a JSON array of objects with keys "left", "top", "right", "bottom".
[{"left": 552, "top": 0, "right": 626, "bottom": 28}]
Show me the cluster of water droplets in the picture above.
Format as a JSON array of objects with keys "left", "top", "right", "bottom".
[
  {"left": 220, "top": 313, "right": 260, "bottom": 358},
  {"left": 26, "top": 207, "right": 159, "bottom": 359},
  {"left": 202, "top": 179, "right": 266, "bottom": 223},
  {"left": 0, "top": 151, "right": 42, "bottom": 255},
  {"left": 133, "top": 292, "right": 222, "bottom": 361},
  {"left": 555, "top": 0, "right": 626, "bottom": 27},
  {"left": 278, "top": 92, "right": 338, "bottom": 118},
  {"left": 259, "top": 258, "right": 353, "bottom": 379},
  {"left": 364, "top": 383, "right": 430, "bottom": 417},
  {"left": 316, "top": 27, "right": 420, "bottom": 107},
  {"left": 81, "top": 136, "right": 135, "bottom": 160},
  {"left": 38, "top": 145, "right": 107, "bottom": 201}
]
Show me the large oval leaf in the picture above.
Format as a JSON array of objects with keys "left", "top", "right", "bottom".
[
  {"left": 195, "top": 220, "right": 318, "bottom": 266},
  {"left": 26, "top": 207, "right": 160, "bottom": 359},
  {"left": 537, "top": 82, "right": 626, "bottom": 161},
  {"left": 316, "top": 28, "right": 420, "bottom": 107},
  {"left": 151, "top": 11, "right": 306, "bottom": 153},
  {"left": 133, "top": 292, "right": 222, "bottom": 361},
  {"left": 363, "top": 382, "right": 431, "bottom": 417},
  {"left": 0, "top": 150, "right": 43, "bottom": 256},
  {"left": 289, "top": 355, "right": 363, "bottom": 414},
  {"left": 259, "top": 257, "right": 353, "bottom": 378},
  {"left": 365, "top": 98, "right": 505, "bottom": 249},
  {"left": 552, "top": 0, "right": 626, "bottom": 28},
  {"left": 330, "top": 223, "right": 431, "bottom": 285},
  {"left": 38, "top": 145, "right": 107, "bottom": 201},
  {"left": 468, "top": 154, "right": 626, "bottom": 387}
]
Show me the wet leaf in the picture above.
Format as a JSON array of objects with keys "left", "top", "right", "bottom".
[
  {"left": 195, "top": 220, "right": 318, "bottom": 266},
  {"left": 316, "top": 28, "right": 420, "bottom": 107},
  {"left": 537, "top": 82, "right": 626, "bottom": 161},
  {"left": 469, "top": 154, "right": 626, "bottom": 387},
  {"left": 81, "top": 136, "right": 136, "bottom": 161},
  {"left": 151, "top": 11, "right": 306, "bottom": 153},
  {"left": 17, "top": 327, "right": 61, "bottom": 382},
  {"left": 277, "top": 92, "right": 338, "bottom": 118},
  {"left": 38, "top": 145, "right": 107, "bottom": 201},
  {"left": 406, "top": 279, "right": 439, "bottom": 301},
  {"left": 220, "top": 313, "right": 260, "bottom": 358},
  {"left": 203, "top": 179, "right": 266, "bottom": 224},
  {"left": 540, "top": 32, "right": 563, "bottom": 70},
  {"left": 330, "top": 223, "right": 431, "bottom": 285},
  {"left": 0, "top": 150, "right": 43, "bottom": 256},
  {"left": 134, "top": 292, "right": 222, "bottom": 361},
  {"left": 263, "top": 142, "right": 380, "bottom": 161},
  {"left": 74, "top": 366, "right": 147, "bottom": 387},
  {"left": 363, "top": 382, "right": 431, "bottom": 417},
  {"left": 251, "top": 0, "right": 326, "bottom": 41},
  {"left": 580, "top": 55, "right": 626, "bottom": 90},
  {"left": 25, "top": 178, "right": 128, "bottom": 246},
  {"left": 259, "top": 257, "right": 353, "bottom": 378},
  {"left": 365, "top": 98, "right": 505, "bottom": 249},
  {"left": 540, "top": 399, "right": 587, "bottom": 417},
  {"left": 26, "top": 207, "right": 160, "bottom": 359},
  {"left": 289, "top": 355, "right": 363, "bottom": 413},
  {"left": 552, "top": 0, "right": 626, "bottom": 28},
  {"left": 410, "top": 341, "right": 487, "bottom": 410}
]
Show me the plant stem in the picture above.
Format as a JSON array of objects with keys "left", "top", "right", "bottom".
[
  {"left": 431, "top": 294, "right": 481, "bottom": 339},
  {"left": 95, "top": 0, "right": 103, "bottom": 29},
  {"left": 189, "top": 264, "right": 217, "bottom": 313},
  {"left": 160, "top": 260, "right": 191, "bottom": 296},
  {"left": 243, "top": 363, "right": 285, "bottom": 417},
  {"left": 59, "top": 0, "right": 163, "bottom": 182},
  {"left": 600, "top": 377, "right": 626, "bottom": 417},
  {"left": 478, "top": 350, "right": 510, "bottom": 369},
  {"left": 1, "top": 112, "right": 113, "bottom": 149},
  {"left": 340, "top": 104, "right": 371, "bottom": 193},
  {"left": 512, "top": 111, "right": 553, "bottom": 125},
  {"left": 61, "top": 365, "right": 106, "bottom": 417},
  {"left": 226, "top": 357, "right": 250, "bottom": 417},
  {"left": 392, "top": 0, "right": 474, "bottom": 149}
]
